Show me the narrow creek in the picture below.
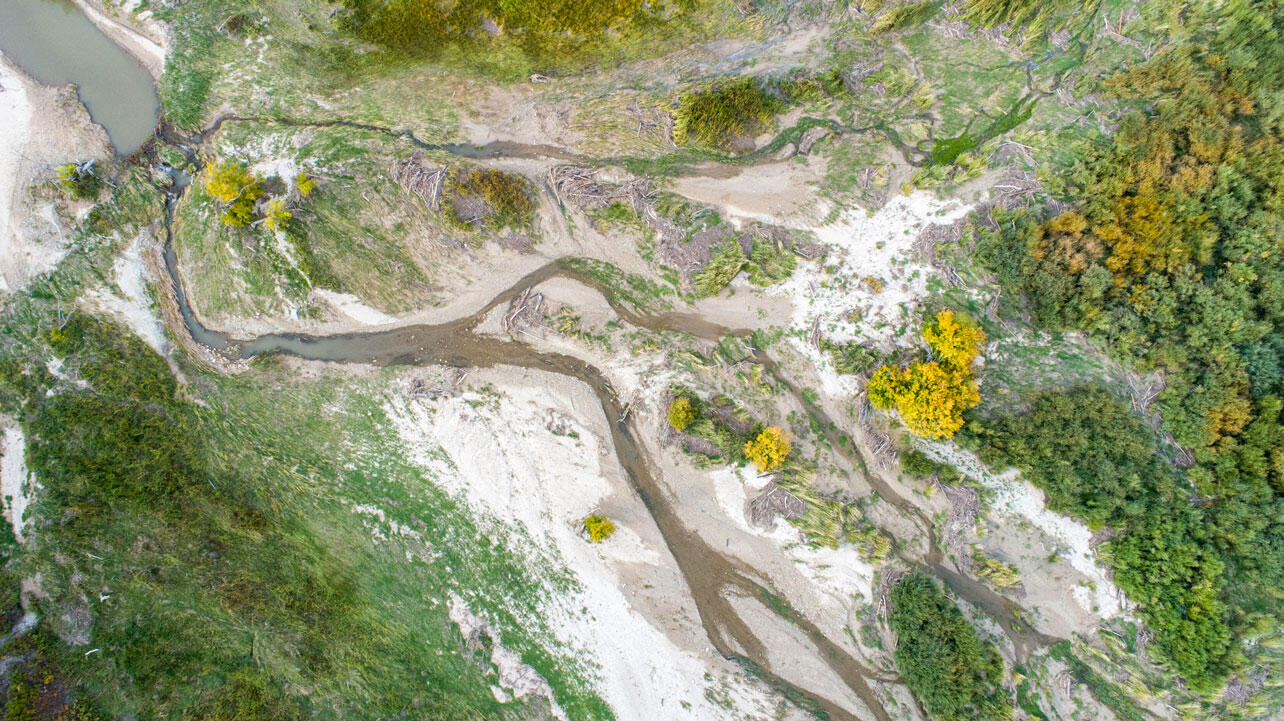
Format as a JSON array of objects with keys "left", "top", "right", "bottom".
[
  {"left": 151, "top": 107, "right": 1061, "bottom": 716},
  {"left": 6, "top": 0, "right": 1099, "bottom": 715},
  {"left": 147, "top": 103, "right": 1065, "bottom": 717},
  {"left": 161, "top": 231, "right": 895, "bottom": 719}
]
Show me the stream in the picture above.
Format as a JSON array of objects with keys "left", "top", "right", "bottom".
[
  {"left": 159, "top": 221, "right": 1057, "bottom": 720},
  {"left": 150, "top": 111, "right": 1062, "bottom": 719}
]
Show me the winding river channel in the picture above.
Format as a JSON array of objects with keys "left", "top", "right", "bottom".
[
  {"left": 5, "top": 4, "right": 1062, "bottom": 716},
  {"left": 157, "top": 206, "right": 1056, "bottom": 720}
]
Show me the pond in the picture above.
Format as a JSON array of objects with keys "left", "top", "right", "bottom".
[{"left": 0, "top": 0, "right": 160, "bottom": 153}]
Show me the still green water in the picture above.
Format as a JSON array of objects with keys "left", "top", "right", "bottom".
[{"left": 0, "top": 0, "right": 160, "bottom": 152}]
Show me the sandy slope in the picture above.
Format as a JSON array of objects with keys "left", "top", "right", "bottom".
[
  {"left": 68, "top": 0, "right": 169, "bottom": 79},
  {"left": 0, "top": 58, "right": 33, "bottom": 294},
  {"left": 0, "top": 54, "right": 110, "bottom": 295}
]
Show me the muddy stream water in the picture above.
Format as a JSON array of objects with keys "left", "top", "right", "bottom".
[{"left": 160, "top": 237, "right": 1057, "bottom": 720}]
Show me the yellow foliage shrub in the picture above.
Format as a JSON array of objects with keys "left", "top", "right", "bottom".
[
  {"left": 584, "top": 515, "right": 616, "bottom": 543},
  {"left": 295, "top": 172, "right": 317, "bottom": 197},
  {"left": 203, "top": 160, "right": 263, "bottom": 227},
  {"left": 867, "top": 361, "right": 980, "bottom": 439},
  {"left": 262, "top": 198, "right": 292, "bottom": 231},
  {"left": 745, "top": 426, "right": 791, "bottom": 472},
  {"left": 667, "top": 396, "right": 697, "bottom": 431},
  {"left": 922, "top": 309, "right": 986, "bottom": 369}
]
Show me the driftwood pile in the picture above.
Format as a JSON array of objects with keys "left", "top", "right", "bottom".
[
  {"left": 392, "top": 153, "right": 446, "bottom": 211},
  {"left": 938, "top": 481, "right": 981, "bottom": 571},
  {"left": 504, "top": 287, "right": 545, "bottom": 340},
  {"left": 876, "top": 567, "right": 910, "bottom": 618},
  {"left": 913, "top": 215, "right": 968, "bottom": 266},
  {"left": 409, "top": 377, "right": 450, "bottom": 400},
  {"left": 868, "top": 431, "right": 897, "bottom": 469},
  {"left": 855, "top": 394, "right": 898, "bottom": 469},
  {"left": 547, "top": 165, "right": 654, "bottom": 212},
  {"left": 747, "top": 481, "right": 808, "bottom": 530}
]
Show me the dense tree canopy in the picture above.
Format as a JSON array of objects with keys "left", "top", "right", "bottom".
[
  {"left": 970, "top": 0, "right": 1284, "bottom": 692},
  {"left": 889, "top": 574, "right": 1012, "bottom": 721},
  {"left": 960, "top": 388, "right": 1234, "bottom": 687}
]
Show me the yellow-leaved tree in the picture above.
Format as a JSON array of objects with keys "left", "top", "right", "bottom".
[
  {"left": 204, "top": 160, "right": 264, "bottom": 227},
  {"left": 922, "top": 309, "right": 986, "bottom": 368},
  {"left": 745, "top": 426, "right": 791, "bottom": 472},
  {"left": 867, "top": 310, "right": 986, "bottom": 439}
]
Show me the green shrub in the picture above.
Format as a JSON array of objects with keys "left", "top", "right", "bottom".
[
  {"left": 899, "top": 449, "right": 937, "bottom": 478},
  {"left": 693, "top": 240, "right": 747, "bottom": 296},
  {"left": 584, "top": 515, "right": 616, "bottom": 543},
  {"left": 674, "top": 77, "right": 785, "bottom": 153},
  {"left": 817, "top": 67, "right": 849, "bottom": 96},
  {"left": 445, "top": 167, "right": 535, "bottom": 232},
  {"left": 819, "top": 339, "right": 878, "bottom": 375},
  {"left": 889, "top": 574, "right": 1012, "bottom": 721},
  {"left": 745, "top": 239, "right": 796, "bottom": 286},
  {"left": 974, "top": 553, "right": 1022, "bottom": 588},
  {"left": 56, "top": 162, "right": 103, "bottom": 200}
]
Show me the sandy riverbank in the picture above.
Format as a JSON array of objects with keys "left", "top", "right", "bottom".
[
  {"left": 68, "top": 0, "right": 168, "bottom": 80},
  {"left": 0, "top": 53, "right": 111, "bottom": 295}
]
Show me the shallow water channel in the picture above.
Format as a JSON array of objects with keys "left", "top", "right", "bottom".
[{"left": 0, "top": 0, "right": 159, "bottom": 153}]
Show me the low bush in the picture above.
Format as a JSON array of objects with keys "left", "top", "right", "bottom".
[
  {"left": 974, "top": 554, "right": 1022, "bottom": 588},
  {"left": 667, "top": 396, "right": 697, "bottom": 431},
  {"left": 445, "top": 168, "right": 535, "bottom": 232},
  {"left": 745, "top": 426, "right": 791, "bottom": 472},
  {"left": 746, "top": 239, "right": 796, "bottom": 286},
  {"left": 692, "top": 240, "right": 747, "bottom": 296},
  {"left": 819, "top": 339, "right": 878, "bottom": 375},
  {"left": 203, "top": 160, "right": 264, "bottom": 227},
  {"left": 56, "top": 162, "right": 103, "bottom": 200},
  {"left": 584, "top": 515, "right": 616, "bottom": 543},
  {"left": 868, "top": 310, "right": 985, "bottom": 439},
  {"left": 674, "top": 77, "right": 784, "bottom": 153},
  {"left": 899, "top": 449, "right": 938, "bottom": 477}
]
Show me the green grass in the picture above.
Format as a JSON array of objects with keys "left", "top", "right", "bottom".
[
  {"left": 930, "top": 95, "right": 1037, "bottom": 165},
  {"left": 870, "top": 0, "right": 942, "bottom": 34},
  {"left": 158, "top": 29, "right": 215, "bottom": 129},
  {"left": 336, "top": 0, "right": 742, "bottom": 78},
  {"left": 2, "top": 311, "right": 613, "bottom": 720},
  {"left": 172, "top": 126, "right": 434, "bottom": 320},
  {"left": 558, "top": 257, "right": 678, "bottom": 311},
  {"left": 1048, "top": 643, "right": 1148, "bottom": 721},
  {"left": 674, "top": 77, "right": 786, "bottom": 153}
]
